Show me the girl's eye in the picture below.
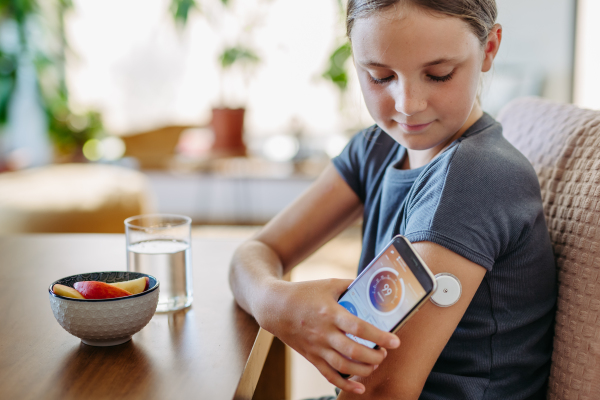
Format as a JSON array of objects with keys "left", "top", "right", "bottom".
[
  {"left": 427, "top": 72, "right": 454, "bottom": 83},
  {"left": 368, "top": 75, "right": 394, "bottom": 85}
]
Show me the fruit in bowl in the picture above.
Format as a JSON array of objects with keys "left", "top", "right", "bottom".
[
  {"left": 48, "top": 272, "right": 159, "bottom": 346},
  {"left": 52, "top": 276, "right": 150, "bottom": 299}
]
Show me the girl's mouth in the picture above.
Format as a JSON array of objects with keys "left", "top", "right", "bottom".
[{"left": 398, "top": 121, "right": 433, "bottom": 133}]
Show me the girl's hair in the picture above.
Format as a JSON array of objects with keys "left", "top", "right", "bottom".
[{"left": 346, "top": 0, "right": 497, "bottom": 47}]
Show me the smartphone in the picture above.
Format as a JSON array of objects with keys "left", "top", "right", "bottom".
[{"left": 337, "top": 235, "right": 437, "bottom": 364}]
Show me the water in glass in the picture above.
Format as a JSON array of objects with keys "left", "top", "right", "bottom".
[{"left": 128, "top": 239, "right": 192, "bottom": 312}]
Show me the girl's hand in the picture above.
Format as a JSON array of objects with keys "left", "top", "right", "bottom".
[{"left": 260, "top": 278, "right": 401, "bottom": 395}]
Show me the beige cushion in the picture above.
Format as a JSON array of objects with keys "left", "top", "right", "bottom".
[
  {"left": 498, "top": 97, "right": 600, "bottom": 400},
  {"left": 0, "top": 164, "right": 155, "bottom": 233}
]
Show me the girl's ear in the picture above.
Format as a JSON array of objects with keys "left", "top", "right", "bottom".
[{"left": 481, "top": 24, "right": 502, "bottom": 73}]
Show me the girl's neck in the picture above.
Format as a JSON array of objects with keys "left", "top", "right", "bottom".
[{"left": 401, "top": 103, "right": 483, "bottom": 170}]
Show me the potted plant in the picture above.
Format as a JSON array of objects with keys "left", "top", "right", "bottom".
[
  {"left": 170, "top": 0, "right": 267, "bottom": 157},
  {"left": 0, "top": 0, "right": 105, "bottom": 165}
]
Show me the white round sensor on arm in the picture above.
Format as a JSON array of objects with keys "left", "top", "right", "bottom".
[{"left": 430, "top": 273, "right": 462, "bottom": 307}]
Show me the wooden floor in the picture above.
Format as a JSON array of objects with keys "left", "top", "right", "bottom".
[{"left": 192, "top": 225, "right": 362, "bottom": 400}]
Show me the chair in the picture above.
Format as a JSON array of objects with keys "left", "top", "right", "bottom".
[{"left": 497, "top": 97, "right": 600, "bottom": 400}]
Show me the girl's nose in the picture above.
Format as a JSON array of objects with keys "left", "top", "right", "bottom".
[{"left": 394, "top": 84, "right": 427, "bottom": 116}]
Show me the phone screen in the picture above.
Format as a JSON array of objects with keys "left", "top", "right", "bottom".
[{"left": 338, "top": 236, "right": 434, "bottom": 348}]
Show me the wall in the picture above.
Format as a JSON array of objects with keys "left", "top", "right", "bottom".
[
  {"left": 574, "top": 0, "right": 600, "bottom": 110},
  {"left": 481, "top": 0, "right": 576, "bottom": 115}
]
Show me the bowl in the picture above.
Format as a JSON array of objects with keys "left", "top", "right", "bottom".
[{"left": 48, "top": 271, "right": 160, "bottom": 346}]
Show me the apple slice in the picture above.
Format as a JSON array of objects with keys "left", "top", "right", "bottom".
[
  {"left": 53, "top": 284, "right": 85, "bottom": 299},
  {"left": 109, "top": 277, "right": 149, "bottom": 295},
  {"left": 73, "top": 281, "right": 132, "bottom": 299}
]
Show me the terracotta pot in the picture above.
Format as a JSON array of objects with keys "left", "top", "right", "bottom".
[{"left": 211, "top": 108, "right": 246, "bottom": 157}]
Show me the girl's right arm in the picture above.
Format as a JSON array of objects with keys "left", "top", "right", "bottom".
[{"left": 229, "top": 163, "right": 401, "bottom": 394}]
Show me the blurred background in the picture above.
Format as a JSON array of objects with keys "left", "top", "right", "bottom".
[
  {"left": 0, "top": 0, "right": 598, "bottom": 398},
  {"left": 0, "top": 0, "right": 596, "bottom": 230}
]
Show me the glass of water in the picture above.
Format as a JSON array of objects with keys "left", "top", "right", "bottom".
[{"left": 125, "top": 214, "right": 193, "bottom": 312}]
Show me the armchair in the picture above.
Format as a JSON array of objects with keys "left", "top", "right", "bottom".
[{"left": 498, "top": 97, "right": 600, "bottom": 400}]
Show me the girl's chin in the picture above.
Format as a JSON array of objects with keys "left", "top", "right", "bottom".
[
  {"left": 388, "top": 136, "right": 438, "bottom": 151},
  {"left": 387, "top": 129, "right": 452, "bottom": 151}
]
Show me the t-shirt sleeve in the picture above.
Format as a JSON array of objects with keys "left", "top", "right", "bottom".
[
  {"left": 402, "top": 144, "right": 543, "bottom": 271},
  {"left": 331, "top": 130, "right": 369, "bottom": 203}
]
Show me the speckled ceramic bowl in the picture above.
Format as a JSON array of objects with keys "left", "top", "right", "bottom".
[{"left": 49, "top": 271, "right": 159, "bottom": 346}]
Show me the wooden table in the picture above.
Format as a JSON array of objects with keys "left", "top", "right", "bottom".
[{"left": 0, "top": 234, "right": 286, "bottom": 400}]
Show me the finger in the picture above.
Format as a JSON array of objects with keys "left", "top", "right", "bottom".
[
  {"left": 310, "top": 356, "right": 366, "bottom": 395},
  {"left": 335, "top": 311, "right": 401, "bottom": 349},
  {"left": 329, "top": 332, "right": 387, "bottom": 365},
  {"left": 330, "top": 278, "right": 354, "bottom": 296},
  {"left": 322, "top": 348, "right": 379, "bottom": 377}
]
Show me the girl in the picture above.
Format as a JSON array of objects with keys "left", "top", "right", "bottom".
[{"left": 229, "top": 1, "right": 557, "bottom": 399}]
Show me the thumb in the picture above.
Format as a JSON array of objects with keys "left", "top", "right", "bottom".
[{"left": 331, "top": 278, "right": 354, "bottom": 296}]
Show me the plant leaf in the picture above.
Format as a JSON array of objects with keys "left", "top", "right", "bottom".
[
  {"left": 219, "top": 46, "right": 260, "bottom": 69},
  {"left": 0, "top": 77, "right": 15, "bottom": 125},
  {"left": 0, "top": 51, "right": 17, "bottom": 126},
  {"left": 6, "top": 0, "right": 38, "bottom": 25},
  {"left": 322, "top": 41, "right": 351, "bottom": 92},
  {"left": 170, "top": 0, "right": 198, "bottom": 26}
]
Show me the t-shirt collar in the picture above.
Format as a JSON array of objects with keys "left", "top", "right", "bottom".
[{"left": 459, "top": 112, "right": 497, "bottom": 140}]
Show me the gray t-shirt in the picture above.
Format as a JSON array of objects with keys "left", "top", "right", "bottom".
[{"left": 332, "top": 113, "right": 557, "bottom": 399}]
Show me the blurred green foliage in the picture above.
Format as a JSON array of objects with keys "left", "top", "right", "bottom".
[
  {"left": 0, "top": 0, "right": 37, "bottom": 30},
  {"left": 0, "top": 50, "right": 17, "bottom": 125},
  {"left": 170, "top": 0, "right": 233, "bottom": 25},
  {"left": 170, "top": 0, "right": 261, "bottom": 71},
  {"left": 170, "top": 0, "right": 352, "bottom": 97},
  {"left": 322, "top": 0, "right": 353, "bottom": 95},
  {"left": 44, "top": 88, "right": 103, "bottom": 155},
  {"left": 170, "top": 0, "right": 198, "bottom": 26},
  {"left": 219, "top": 46, "right": 260, "bottom": 69},
  {"left": 322, "top": 41, "right": 352, "bottom": 92},
  {"left": 0, "top": 0, "right": 103, "bottom": 156}
]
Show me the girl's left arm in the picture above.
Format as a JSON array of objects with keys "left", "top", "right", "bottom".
[{"left": 338, "top": 241, "right": 487, "bottom": 400}]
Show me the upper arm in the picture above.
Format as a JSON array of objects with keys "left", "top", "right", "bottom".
[
  {"left": 346, "top": 241, "right": 487, "bottom": 399},
  {"left": 254, "top": 163, "right": 363, "bottom": 274}
]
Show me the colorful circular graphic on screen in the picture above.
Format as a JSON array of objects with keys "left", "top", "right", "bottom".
[
  {"left": 339, "top": 301, "right": 358, "bottom": 317},
  {"left": 366, "top": 267, "right": 405, "bottom": 315}
]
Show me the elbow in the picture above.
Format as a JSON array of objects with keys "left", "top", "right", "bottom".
[
  {"left": 228, "top": 242, "right": 242, "bottom": 292},
  {"left": 228, "top": 239, "right": 257, "bottom": 293}
]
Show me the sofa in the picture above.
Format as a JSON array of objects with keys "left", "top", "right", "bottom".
[{"left": 0, "top": 163, "right": 155, "bottom": 234}]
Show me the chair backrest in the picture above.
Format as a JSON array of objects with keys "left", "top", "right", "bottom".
[{"left": 497, "top": 97, "right": 600, "bottom": 400}]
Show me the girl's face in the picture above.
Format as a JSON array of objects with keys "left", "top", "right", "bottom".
[{"left": 351, "top": 5, "right": 499, "bottom": 152}]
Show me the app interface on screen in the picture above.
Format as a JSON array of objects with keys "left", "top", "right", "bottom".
[{"left": 338, "top": 244, "right": 427, "bottom": 348}]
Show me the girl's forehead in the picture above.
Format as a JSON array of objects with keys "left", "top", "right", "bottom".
[{"left": 351, "top": 6, "right": 479, "bottom": 67}]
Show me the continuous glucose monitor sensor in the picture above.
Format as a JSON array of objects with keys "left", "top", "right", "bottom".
[{"left": 430, "top": 273, "right": 462, "bottom": 307}]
